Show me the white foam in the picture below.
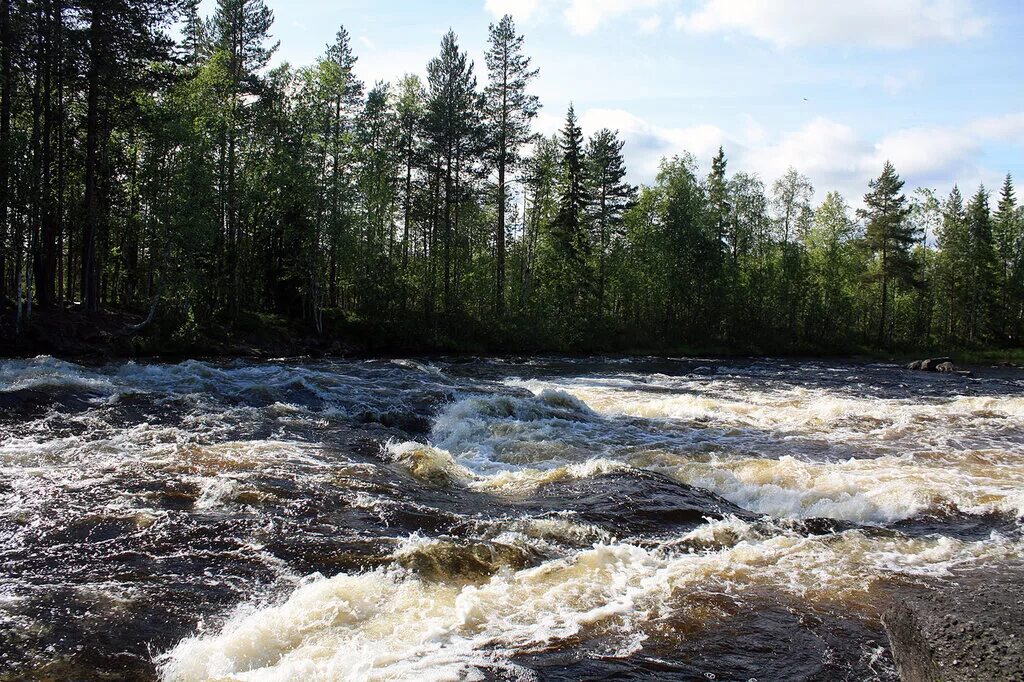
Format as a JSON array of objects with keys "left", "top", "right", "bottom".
[{"left": 159, "top": 525, "right": 1020, "bottom": 681}]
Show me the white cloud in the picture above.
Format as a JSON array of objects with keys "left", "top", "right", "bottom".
[
  {"left": 580, "top": 108, "right": 725, "bottom": 177},
  {"left": 484, "top": 0, "right": 544, "bottom": 22},
  {"left": 743, "top": 118, "right": 869, "bottom": 189},
  {"left": 873, "top": 127, "right": 979, "bottom": 177},
  {"left": 968, "top": 113, "right": 1024, "bottom": 144},
  {"left": 881, "top": 68, "right": 923, "bottom": 96},
  {"left": 564, "top": 108, "right": 1022, "bottom": 206},
  {"left": 563, "top": 0, "right": 668, "bottom": 34},
  {"left": 483, "top": 0, "right": 671, "bottom": 34},
  {"left": 637, "top": 15, "right": 662, "bottom": 34},
  {"left": 675, "top": 0, "right": 987, "bottom": 48}
]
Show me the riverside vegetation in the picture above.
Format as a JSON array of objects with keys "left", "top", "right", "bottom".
[{"left": 1, "top": 1, "right": 1023, "bottom": 356}]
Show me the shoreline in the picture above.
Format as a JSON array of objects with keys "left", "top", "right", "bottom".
[
  {"left": 0, "top": 307, "right": 1019, "bottom": 372},
  {"left": 3, "top": 305, "right": 1023, "bottom": 368}
]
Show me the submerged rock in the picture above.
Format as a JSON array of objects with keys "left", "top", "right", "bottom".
[{"left": 882, "top": 564, "right": 1024, "bottom": 681}]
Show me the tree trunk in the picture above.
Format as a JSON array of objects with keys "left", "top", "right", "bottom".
[
  {"left": 36, "top": 1, "right": 57, "bottom": 307},
  {"left": 82, "top": 3, "right": 104, "bottom": 313},
  {"left": 496, "top": 158, "right": 506, "bottom": 317},
  {"left": 0, "top": 0, "right": 12, "bottom": 303}
]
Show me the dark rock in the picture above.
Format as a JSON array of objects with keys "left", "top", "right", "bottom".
[
  {"left": 882, "top": 564, "right": 1024, "bottom": 682},
  {"left": 518, "top": 469, "right": 754, "bottom": 536},
  {"left": 906, "top": 357, "right": 954, "bottom": 372}
]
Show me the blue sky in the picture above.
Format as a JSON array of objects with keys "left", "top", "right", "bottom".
[{"left": 200, "top": 0, "right": 1024, "bottom": 204}]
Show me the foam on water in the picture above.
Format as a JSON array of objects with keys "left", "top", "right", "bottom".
[
  {"left": 403, "top": 374, "right": 1024, "bottom": 525},
  {"left": 3, "top": 356, "right": 1022, "bottom": 680},
  {"left": 158, "top": 522, "right": 1020, "bottom": 681},
  {"left": 637, "top": 452, "right": 1024, "bottom": 523}
]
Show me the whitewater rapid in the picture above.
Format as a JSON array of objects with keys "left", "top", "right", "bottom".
[{"left": 1, "top": 355, "right": 1021, "bottom": 681}]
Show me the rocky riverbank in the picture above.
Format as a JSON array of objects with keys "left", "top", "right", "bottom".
[{"left": 884, "top": 564, "right": 1024, "bottom": 681}]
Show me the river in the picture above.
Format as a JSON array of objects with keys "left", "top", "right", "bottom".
[{"left": 1, "top": 355, "right": 1022, "bottom": 680}]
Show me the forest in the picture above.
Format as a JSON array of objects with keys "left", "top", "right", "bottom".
[{"left": 1, "top": 0, "right": 1022, "bottom": 354}]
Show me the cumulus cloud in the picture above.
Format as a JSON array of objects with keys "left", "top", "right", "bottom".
[
  {"left": 580, "top": 108, "right": 725, "bottom": 177},
  {"left": 675, "top": 0, "right": 988, "bottom": 48},
  {"left": 563, "top": 0, "right": 668, "bottom": 34},
  {"left": 484, "top": 0, "right": 545, "bottom": 22},
  {"left": 968, "top": 113, "right": 1024, "bottom": 144},
  {"left": 562, "top": 108, "right": 1021, "bottom": 205},
  {"left": 637, "top": 15, "right": 663, "bottom": 34},
  {"left": 484, "top": 0, "right": 671, "bottom": 34}
]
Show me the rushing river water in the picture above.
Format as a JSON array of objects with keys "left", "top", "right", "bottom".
[{"left": 1, "top": 355, "right": 1023, "bottom": 681}]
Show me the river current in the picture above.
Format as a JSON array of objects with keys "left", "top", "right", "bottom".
[{"left": 1, "top": 355, "right": 1022, "bottom": 681}]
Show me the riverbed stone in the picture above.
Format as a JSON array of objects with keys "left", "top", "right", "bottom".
[
  {"left": 882, "top": 565, "right": 1024, "bottom": 681},
  {"left": 906, "top": 357, "right": 955, "bottom": 372}
]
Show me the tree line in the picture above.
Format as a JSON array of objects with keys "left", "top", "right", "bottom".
[{"left": 1, "top": 0, "right": 1022, "bottom": 353}]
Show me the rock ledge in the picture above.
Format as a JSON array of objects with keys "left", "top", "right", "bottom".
[{"left": 883, "top": 565, "right": 1024, "bottom": 681}]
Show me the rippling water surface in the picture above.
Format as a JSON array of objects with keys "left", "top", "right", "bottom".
[{"left": 1, "top": 355, "right": 1022, "bottom": 681}]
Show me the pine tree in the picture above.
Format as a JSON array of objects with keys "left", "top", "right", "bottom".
[
  {"left": 319, "top": 26, "right": 363, "bottom": 308},
  {"left": 210, "top": 0, "right": 277, "bottom": 313},
  {"left": 484, "top": 14, "right": 538, "bottom": 316},
  {"left": 424, "top": 30, "right": 484, "bottom": 315},
  {"left": 586, "top": 128, "right": 632, "bottom": 315},
  {"left": 395, "top": 74, "right": 424, "bottom": 270},
  {"left": 0, "top": 0, "right": 12, "bottom": 305},
  {"left": 181, "top": 0, "right": 208, "bottom": 66},
  {"left": 325, "top": 26, "right": 364, "bottom": 116},
  {"left": 79, "top": 0, "right": 180, "bottom": 312},
  {"left": 859, "top": 161, "right": 915, "bottom": 346}
]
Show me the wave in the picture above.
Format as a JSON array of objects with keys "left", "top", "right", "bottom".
[
  {"left": 0, "top": 355, "right": 115, "bottom": 394},
  {"left": 635, "top": 452, "right": 1024, "bottom": 524},
  {"left": 158, "top": 522, "right": 1020, "bottom": 681},
  {"left": 510, "top": 379, "right": 1024, "bottom": 431}
]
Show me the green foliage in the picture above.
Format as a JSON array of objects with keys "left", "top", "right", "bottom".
[{"left": 1, "top": 8, "right": 1018, "bottom": 355}]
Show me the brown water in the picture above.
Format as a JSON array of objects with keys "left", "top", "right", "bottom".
[{"left": 1, "top": 356, "right": 1022, "bottom": 681}]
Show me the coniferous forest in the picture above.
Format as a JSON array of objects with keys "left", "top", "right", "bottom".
[{"left": 1, "top": 0, "right": 1023, "bottom": 355}]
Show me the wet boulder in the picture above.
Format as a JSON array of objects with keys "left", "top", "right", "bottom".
[
  {"left": 935, "top": 361, "right": 956, "bottom": 373},
  {"left": 906, "top": 357, "right": 954, "bottom": 372},
  {"left": 882, "top": 564, "right": 1024, "bottom": 682},
  {"left": 518, "top": 468, "right": 753, "bottom": 536}
]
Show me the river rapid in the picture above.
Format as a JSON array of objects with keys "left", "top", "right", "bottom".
[{"left": 1, "top": 355, "right": 1022, "bottom": 681}]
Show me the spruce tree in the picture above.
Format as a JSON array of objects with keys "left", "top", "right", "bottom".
[
  {"left": 552, "top": 105, "right": 589, "bottom": 308},
  {"left": 557, "top": 105, "right": 589, "bottom": 276},
  {"left": 993, "top": 174, "right": 1019, "bottom": 340},
  {"left": 484, "top": 14, "right": 538, "bottom": 316},
  {"left": 965, "top": 185, "right": 996, "bottom": 343},
  {"left": 586, "top": 128, "right": 632, "bottom": 315},
  {"left": 859, "top": 161, "right": 914, "bottom": 346},
  {"left": 707, "top": 146, "right": 729, "bottom": 248},
  {"left": 937, "top": 186, "right": 969, "bottom": 342}
]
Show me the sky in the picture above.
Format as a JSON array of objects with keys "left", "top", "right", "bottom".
[{"left": 200, "top": 0, "right": 1024, "bottom": 205}]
